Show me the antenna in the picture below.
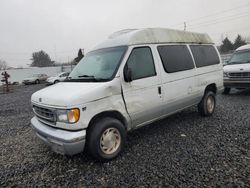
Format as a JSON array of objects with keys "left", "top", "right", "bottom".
[{"left": 184, "top": 22, "right": 187, "bottom": 31}]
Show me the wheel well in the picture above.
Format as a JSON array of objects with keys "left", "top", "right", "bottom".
[
  {"left": 205, "top": 83, "right": 217, "bottom": 94},
  {"left": 87, "top": 111, "right": 128, "bottom": 132}
]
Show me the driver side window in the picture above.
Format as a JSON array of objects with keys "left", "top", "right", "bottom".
[{"left": 126, "top": 47, "right": 156, "bottom": 80}]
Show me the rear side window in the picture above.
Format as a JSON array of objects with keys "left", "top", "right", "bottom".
[
  {"left": 126, "top": 47, "right": 156, "bottom": 80},
  {"left": 190, "top": 45, "right": 220, "bottom": 67},
  {"left": 157, "top": 45, "right": 194, "bottom": 73}
]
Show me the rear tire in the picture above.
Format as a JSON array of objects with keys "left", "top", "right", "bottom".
[
  {"left": 198, "top": 91, "right": 216, "bottom": 116},
  {"left": 35, "top": 79, "right": 40, "bottom": 84},
  {"left": 86, "top": 117, "right": 126, "bottom": 162},
  {"left": 223, "top": 87, "right": 231, "bottom": 94}
]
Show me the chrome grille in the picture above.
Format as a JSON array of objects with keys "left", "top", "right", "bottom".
[
  {"left": 228, "top": 72, "right": 250, "bottom": 78},
  {"left": 33, "top": 105, "right": 56, "bottom": 122}
]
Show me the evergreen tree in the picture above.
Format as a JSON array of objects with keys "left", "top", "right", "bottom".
[
  {"left": 219, "top": 37, "right": 233, "bottom": 53},
  {"left": 233, "top": 35, "right": 247, "bottom": 50},
  {"left": 74, "top": 49, "right": 84, "bottom": 64}
]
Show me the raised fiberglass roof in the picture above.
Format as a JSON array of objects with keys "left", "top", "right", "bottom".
[
  {"left": 94, "top": 28, "right": 213, "bottom": 50},
  {"left": 236, "top": 44, "right": 250, "bottom": 51}
]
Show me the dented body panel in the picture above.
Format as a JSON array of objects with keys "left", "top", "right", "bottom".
[{"left": 31, "top": 78, "right": 131, "bottom": 131}]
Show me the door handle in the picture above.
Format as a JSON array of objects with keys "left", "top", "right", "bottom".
[{"left": 158, "top": 86, "right": 162, "bottom": 95}]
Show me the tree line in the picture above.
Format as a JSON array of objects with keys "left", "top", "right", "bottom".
[
  {"left": 0, "top": 49, "right": 84, "bottom": 69},
  {"left": 219, "top": 34, "right": 247, "bottom": 54},
  {"left": 30, "top": 49, "right": 84, "bottom": 67}
]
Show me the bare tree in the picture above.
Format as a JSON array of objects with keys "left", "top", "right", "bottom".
[{"left": 0, "top": 59, "right": 8, "bottom": 70}]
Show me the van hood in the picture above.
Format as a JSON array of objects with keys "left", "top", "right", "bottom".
[
  {"left": 223, "top": 63, "right": 250, "bottom": 73},
  {"left": 31, "top": 80, "right": 121, "bottom": 107}
]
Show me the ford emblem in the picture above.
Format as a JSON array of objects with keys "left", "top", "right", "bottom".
[{"left": 240, "top": 68, "right": 244, "bottom": 71}]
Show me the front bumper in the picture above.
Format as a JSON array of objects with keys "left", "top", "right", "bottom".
[
  {"left": 30, "top": 117, "right": 86, "bottom": 155},
  {"left": 224, "top": 79, "right": 250, "bottom": 88}
]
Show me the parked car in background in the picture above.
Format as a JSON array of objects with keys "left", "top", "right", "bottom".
[
  {"left": 223, "top": 44, "right": 250, "bottom": 94},
  {"left": 23, "top": 74, "right": 48, "bottom": 85},
  {"left": 46, "top": 72, "right": 70, "bottom": 85},
  {"left": 30, "top": 28, "right": 223, "bottom": 161}
]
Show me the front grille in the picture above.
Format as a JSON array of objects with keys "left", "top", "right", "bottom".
[
  {"left": 228, "top": 72, "right": 250, "bottom": 78},
  {"left": 33, "top": 105, "right": 56, "bottom": 122}
]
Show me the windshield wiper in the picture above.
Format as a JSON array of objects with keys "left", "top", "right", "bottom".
[
  {"left": 78, "top": 75, "right": 108, "bottom": 81},
  {"left": 228, "top": 61, "right": 242, "bottom": 65},
  {"left": 64, "top": 75, "right": 109, "bottom": 82},
  {"left": 78, "top": 75, "right": 96, "bottom": 78}
]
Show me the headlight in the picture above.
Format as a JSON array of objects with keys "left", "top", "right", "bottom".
[
  {"left": 56, "top": 108, "right": 80, "bottom": 123},
  {"left": 223, "top": 72, "right": 228, "bottom": 77}
]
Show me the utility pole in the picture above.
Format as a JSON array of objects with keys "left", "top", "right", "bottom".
[{"left": 184, "top": 22, "right": 187, "bottom": 31}]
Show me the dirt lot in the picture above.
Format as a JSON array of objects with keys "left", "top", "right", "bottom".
[{"left": 0, "top": 84, "right": 249, "bottom": 187}]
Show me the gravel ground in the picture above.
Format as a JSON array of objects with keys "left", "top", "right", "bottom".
[{"left": 0, "top": 84, "right": 249, "bottom": 187}]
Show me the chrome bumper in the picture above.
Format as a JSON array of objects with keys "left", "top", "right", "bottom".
[{"left": 30, "top": 117, "right": 86, "bottom": 155}]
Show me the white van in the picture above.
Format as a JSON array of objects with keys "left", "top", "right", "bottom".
[
  {"left": 223, "top": 44, "right": 250, "bottom": 94},
  {"left": 30, "top": 28, "right": 223, "bottom": 161}
]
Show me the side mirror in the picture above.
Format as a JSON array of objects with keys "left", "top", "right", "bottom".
[{"left": 124, "top": 67, "right": 133, "bottom": 82}]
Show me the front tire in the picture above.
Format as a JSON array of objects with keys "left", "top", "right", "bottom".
[
  {"left": 223, "top": 87, "right": 231, "bottom": 94},
  {"left": 198, "top": 91, "right": 216, "bottom": 116},
  {"left": 35, "top": 79, "right": 40, "bottom": 84},
  {"left": 54, "top": 80, "right": 59, "bottom": 84},
  {"left": 87, "top": 117, "right": 126, "bottom": 162}
]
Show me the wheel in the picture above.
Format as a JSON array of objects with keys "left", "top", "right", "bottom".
[
  {"left": 54, "top": 80, "right": 59, "bottom": 84},
  {"left": 223, "top": 87, "right": 231, "bottom": 94},
  {"left": 198, "top": 91, "right": 216, "bottom": 116},
  {"left": 87, "top": 117, "right": 126, "bottom": 162},
  {"left": 35, "top": 79, "right": 40, "bottom": 84}
]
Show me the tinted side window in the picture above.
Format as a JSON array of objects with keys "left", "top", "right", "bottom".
[
  {"left": 157, "top": 45, "right": 194, "bottom": 73},
  {"left": 126, "top": 47, "right": 156, "bottom": 80},
  {"left": 190, "top": 45, "right": 220, "bottom": 67}
]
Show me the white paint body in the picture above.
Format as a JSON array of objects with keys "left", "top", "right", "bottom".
[
  {"left": 30, "top": 28, "right": 223, "bottom": 155},
  {"left": 46, "top": 72, "right": 70, "bottom": 84},
  {"left": 223, "top": 44, "right": 250, "bottom": 88}
]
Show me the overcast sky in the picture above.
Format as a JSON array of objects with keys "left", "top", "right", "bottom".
[{"left": 0, "top": 0, "right": 250, "bottom": 67}]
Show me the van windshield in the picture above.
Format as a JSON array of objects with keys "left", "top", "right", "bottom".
[
  {"left": 228, "top": 50, "right": 250, "bottom": 65},
  {"left": 67, "top": 46, "right": 127, "bottom": 82}
]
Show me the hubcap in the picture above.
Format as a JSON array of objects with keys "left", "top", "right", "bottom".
[
  {"left": 207, "top": 96, "right": 215, "bottom": 113},
  {"left": 100, "top": 128, "right": 121, "bottom": 155}
]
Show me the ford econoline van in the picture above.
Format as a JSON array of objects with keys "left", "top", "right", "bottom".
[
  {"left": 223, "top": 44, "right": 250, "bottom": 94},
  {"left": 30, "top": 28, "right": 223, "bottom": 161}
]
